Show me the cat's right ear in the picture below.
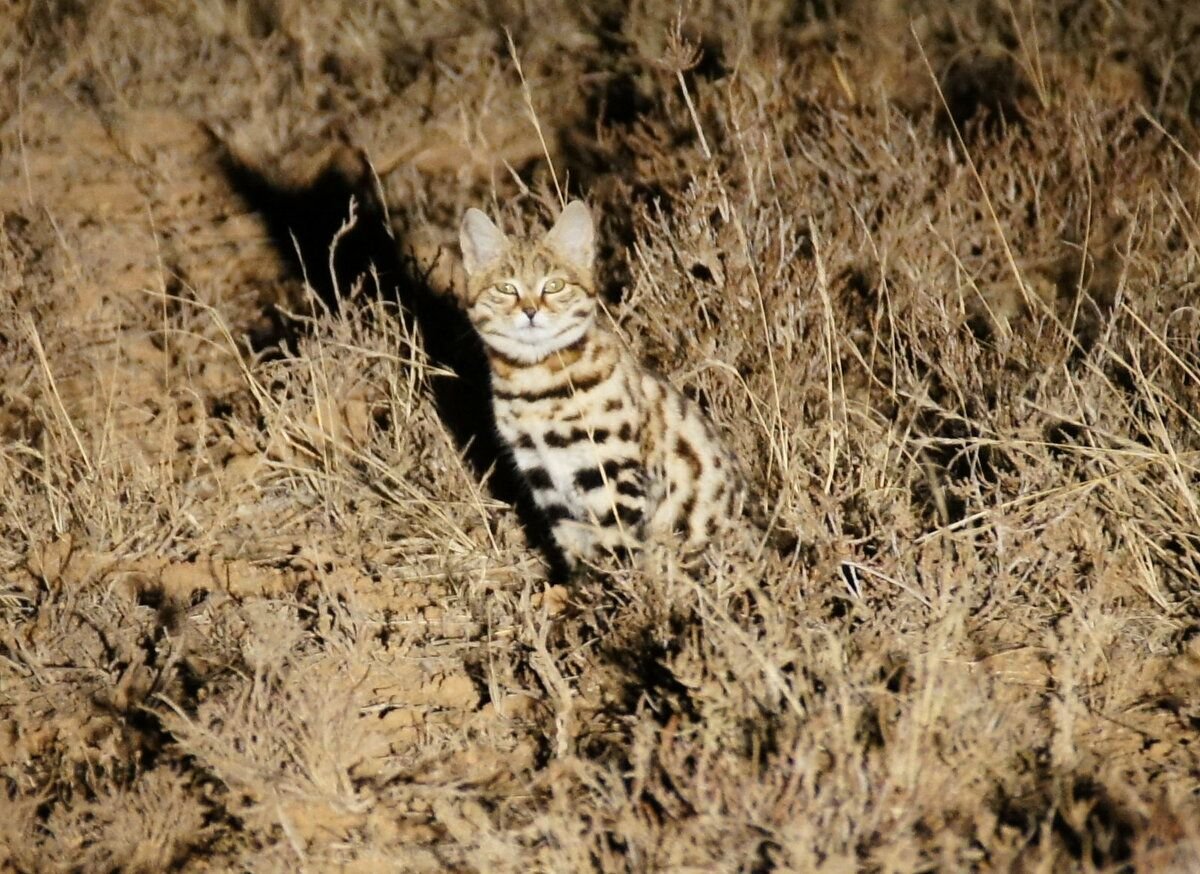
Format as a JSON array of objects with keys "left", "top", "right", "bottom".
[
  {"left": 544, "top": 200, "right": 594, "bottom": 272},
  {"left": 459, "top": 208, "right": 508, "bottom": 275}
]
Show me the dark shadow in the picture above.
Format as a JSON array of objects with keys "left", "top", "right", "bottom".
[
  {"left": 213, "top": 140, "right": 570, "bottom": 582},
  {"left": 994, "top": 773, "right": 1137, "bottom": 869},
  {"left": 937, "top": 47, "right": 1032, "bottom": 141}
]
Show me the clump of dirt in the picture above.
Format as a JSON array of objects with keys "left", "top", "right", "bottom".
[{"left": 3, "top": 0, "right": 1200, "bottom": 870}]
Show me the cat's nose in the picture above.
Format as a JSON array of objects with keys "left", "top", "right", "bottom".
[{"left": 522, "top": 305, "right": 537, "bottom": 321}]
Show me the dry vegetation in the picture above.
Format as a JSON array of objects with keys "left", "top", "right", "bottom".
[{"left": 3, "top": 0, "right": 1200, "bottom": 870}]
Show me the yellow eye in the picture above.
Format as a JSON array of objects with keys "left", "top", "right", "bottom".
[
  {"left": 495, "top": 283, "right": 518, "bottom": 296},
  {"left": 542, "top": 278, "right": 565, "bottom": 294}
]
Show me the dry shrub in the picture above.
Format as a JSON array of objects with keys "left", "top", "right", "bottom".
[{"left": 2, "top": 0, "right": 1200, "bottom": 871}]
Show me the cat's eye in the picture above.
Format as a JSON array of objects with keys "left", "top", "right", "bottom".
[
  {"left": 542, "top": 278, "right": 565, "bottom": 295},
  {"left": 495, "top": 283, "right": 519, "bottom": 297}
]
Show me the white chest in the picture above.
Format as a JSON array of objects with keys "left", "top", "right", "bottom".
[{"left": 498, "top": 418, "right": 608, "bottom": 507}]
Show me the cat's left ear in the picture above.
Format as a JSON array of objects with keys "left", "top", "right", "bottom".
[{"left": 544, "top": 200, "right": 594, "bottom": 272}]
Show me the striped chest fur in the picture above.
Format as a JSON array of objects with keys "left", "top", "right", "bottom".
[{"left": 459, "top": 200, "right": 742, "bottom": 566}]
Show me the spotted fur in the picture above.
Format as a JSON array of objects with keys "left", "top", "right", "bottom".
[{"left": 459, "top": 200, "right": 743, "bottom": 565}]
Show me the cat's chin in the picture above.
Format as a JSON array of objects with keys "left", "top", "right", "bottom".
[{"left": 486, "top": 320, "right": 591, "bottom": 364}]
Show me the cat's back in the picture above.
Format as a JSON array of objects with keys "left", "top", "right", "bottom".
[{"left": 637, "top": 367, "right": 744, "bottom": 546}]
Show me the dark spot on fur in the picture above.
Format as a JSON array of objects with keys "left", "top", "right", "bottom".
[
  {"left": 599, "top": 503, "right": 644, "bottom": 528},
  {"left": 676, "top": 436, "right": 704, "bottom": 477},
  {"left": 543, "top": 504, "right": 573, "bottom": 523},
  {"left": 616, "top": 480, "right": 643, "bottom": 498},
  {"left": 526, "top": 467, "right": 553, "bottom": 490},
  {"left": 578, "top": 427, "right": 609, "bottom": 443},
  {"left": 575, "top": 467, "right": 605, "bottom": 491},
  {"left": 674, "top": 495, "right": 697, "bottom": 537},
  {"left": 604, "top": 458, "right": 641, "bottom": 478},
  {"left": 493, "top": 370, "right": 605, "bottom": 402}
]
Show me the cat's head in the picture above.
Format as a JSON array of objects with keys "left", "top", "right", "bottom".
[{"left": 458, "top": 200, "right": 596, "bottom": 364}]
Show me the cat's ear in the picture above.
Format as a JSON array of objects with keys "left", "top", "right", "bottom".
[
  {"left": 460, "top": 208, "right": 508, "bottom": 275},
  {"left": 544, "top": 200, "right": 594, "bottom": 271}
]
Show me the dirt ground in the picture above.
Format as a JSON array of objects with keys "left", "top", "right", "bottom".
[{"left": 2, "top": 1, "right": 1200, "bottom": 871}]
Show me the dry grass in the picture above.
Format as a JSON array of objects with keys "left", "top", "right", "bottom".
[{"left": 3, "top": 1, "right": 1200, "bottom": 870}]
